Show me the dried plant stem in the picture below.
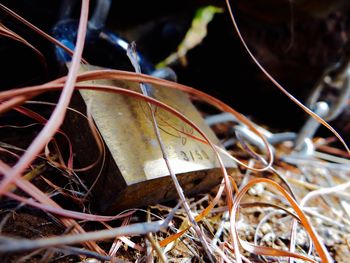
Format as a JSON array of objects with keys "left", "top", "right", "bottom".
[
  {"left": 0, "top": 96, "right": 31, "bottom": 114},
  {"left": 0, "top": 22, "right": 46, "bottom": 66},
  {"left": 231, "top": 178, "right": 332, "bottom": 263},
  {"left": 301, "top": 181, "right": 350, "bottom": 207},
  {"left": 289, "top": 180, "right": 350, "bottom": 260},
  {"left": 149, "top": 110, "right": 215, "bottom": 262},
  {"left": 58, "top": 246, "right": 114, "bottom": 262},
  {"left": 0, "top": 220, "right": 169, "bottom": 253},
  {"left": 0, "top": 164, "right": 104, "bottom": 253},
  {"left": 0, "top": 3, "right": 83, "bottom": 62},
  {"left": 5, "top": 191, "right": 133, "bottom": 221},
  {"left": 127, "top": 43, "right": 215, "bottom": 262},
  {"left": 146, "top": 233, "right": 168, "bottom": 263}
]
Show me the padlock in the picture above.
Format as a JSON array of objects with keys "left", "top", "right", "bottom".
[{"left": 52, "top": 0, "right": 237, "bottom": 213}]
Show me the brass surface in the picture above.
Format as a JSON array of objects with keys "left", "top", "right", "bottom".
[{"left": 71, "top": 64, "right": 236, "bottom": 213}]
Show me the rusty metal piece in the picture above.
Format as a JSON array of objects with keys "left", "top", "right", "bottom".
[{"left": 67, "top": 64, "right": 237, "bottom": 214}]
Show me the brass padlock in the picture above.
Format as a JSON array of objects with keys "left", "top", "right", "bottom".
[
  {"left": 66, "top": 64, "right": 236, "bottom": 213},
  {"left": 51, "top": 3, "right": 236, "bottom": 213}
]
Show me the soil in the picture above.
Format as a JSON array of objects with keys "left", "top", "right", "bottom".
[{"left": 0, "top": 210, "right": 78, "bottom": 262}]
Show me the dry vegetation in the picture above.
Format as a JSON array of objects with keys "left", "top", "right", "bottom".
[{"left": 0, "top": 1, "right": 349, "bottom": 262}]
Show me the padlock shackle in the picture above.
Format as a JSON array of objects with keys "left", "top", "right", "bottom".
[{"left": 89, "top": 0, "right": 112, "bottom": 30}]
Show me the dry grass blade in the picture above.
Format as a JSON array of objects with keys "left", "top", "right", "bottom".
[
  {"left": 0, "top": 218, "right": 171, "bottom": 253},
  {"left": 0, "top": 96, "right": 33, "bottom": 115},
  {"left": 0, "top": 22, "right": 46, "bottom": 66},
  {"left": 300, "top": 180, "right": 350, "bottom": 207},
  {"left": 54, "top": 246, "right": 113, "bottom": 262},
  {"left": 127, "top": 42, "right": 215, "bottom": 261},
  {"left": 25, "top": 100, "right": 105, "bottom": 173},
  {"left": 147, "top": 233, "right": 168, "bottom": 263},
  {"left": 0, "top": 3, "right": 84, "bottom": 63},
  {"left": 0, "top": 163, "right": 104, "bottom": 253},
  {"left": 231, "top": 178, "right": 332, "bottom": 263},
  {"left": 13, "top": 106, "right": 75, "bottom": 172},
  {"left": 288, "top": 178, "right": 350, "bottom": 261},
  {"left": 5, "top": 191, "right": 133, "bottom": 221}
]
